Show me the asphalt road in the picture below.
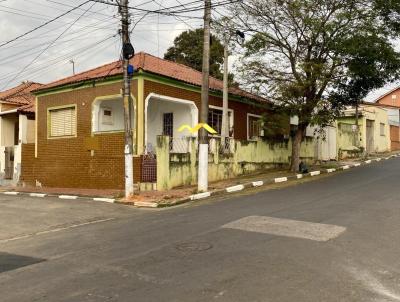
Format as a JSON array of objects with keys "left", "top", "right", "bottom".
[{"left": 1, "top": 158, "right": 400, "bottom": 302}]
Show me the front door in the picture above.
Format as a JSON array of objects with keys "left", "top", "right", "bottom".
[
  {"left": 366, "top": 120, "right": 374, "bottom": 154},
  {"left": 4, "top": 147, "right": 14, "bottom": 180}
]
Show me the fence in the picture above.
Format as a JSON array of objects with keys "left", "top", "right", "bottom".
[{"left": 156, "top": 135, "right": 315, "bottom": 191}]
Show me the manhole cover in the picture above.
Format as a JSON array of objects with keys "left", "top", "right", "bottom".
[{"left": 175, "top": 241, "right": 213, "bottom": 252}]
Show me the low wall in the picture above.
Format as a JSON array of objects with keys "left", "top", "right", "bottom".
[{"left": 157, "top": 136, "right": 315, "bottom": 190}]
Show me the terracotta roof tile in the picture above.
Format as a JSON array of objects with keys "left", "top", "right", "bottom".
[
  {"left": 0, "top": 82, "right": 42, "bottom": 110},
  {"left": 36, "top": 52, "right": 267, "bottom": 103}
]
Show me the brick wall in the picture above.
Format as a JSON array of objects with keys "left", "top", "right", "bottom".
[
  {"left": 377, "top": 89, "right": 400, "bottom": 108},
  {"left": 21, "top": 81, "right": 140, "bottom": 189}
]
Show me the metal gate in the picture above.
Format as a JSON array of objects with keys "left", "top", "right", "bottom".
[{"left": 141, "top": 151, "right": 157, "bottom": 182}]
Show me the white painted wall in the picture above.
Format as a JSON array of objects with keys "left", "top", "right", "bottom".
[
  {"left": 147, "top": 97, "right": 197, "bottom": 150},
  {"left": 92, "top": 98, "right": 125, "bottom": 132},
  {"left": 1, "top": 115, "right": 17, "bottom": 147},
  {"left": 308, "top": 125, "right": 337, "bottom": 160}
]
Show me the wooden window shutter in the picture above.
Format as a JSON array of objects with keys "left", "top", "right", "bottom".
[{"left": 50, "top": 106, "right": 76, "bottom": 137}]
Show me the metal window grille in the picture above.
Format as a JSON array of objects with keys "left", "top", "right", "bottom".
[
  {"left": 163, "top": 113, "right": 173, "bottom": 137},
  {"left": 208, "top": 109, "right": 222, "bottom": 135}
]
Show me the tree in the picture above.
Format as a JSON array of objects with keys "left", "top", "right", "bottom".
[
  {"left": 164, "top": 28, "right": 234, "bottom": 82},
  {"left": 228, "top": 0, "right": 400, "bottom": 171}
]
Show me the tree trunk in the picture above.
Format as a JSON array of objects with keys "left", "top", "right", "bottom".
[{"left": 290, "top": 127, "right": 304, "bottom": 172}]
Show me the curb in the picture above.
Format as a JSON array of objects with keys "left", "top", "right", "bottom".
[
  {"left": 154, "top": 153, "right": 400, "bottom": 208},
  {"left": 1, "top": 190, "right": 116, "bottom": 204}
]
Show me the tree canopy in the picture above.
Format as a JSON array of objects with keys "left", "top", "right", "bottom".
[
  {"left": 226, "top": 0, "right": 400, "bottom": 171},
  {"left": 164, "top": 28, "right": 233, "bottom": 82}
]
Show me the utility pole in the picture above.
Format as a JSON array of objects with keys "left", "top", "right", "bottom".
[
  {"left": 221, "top": 36, "right": 229, "bottom": 140},
  {"left": 198, "top": 0, "right": 211, "bottom": 192},
  {"left": 69, "top": 59, "right": 75, "bottom": 75},
  {"left": 120, "top": 0, "right": 135, "bottom": 198}
]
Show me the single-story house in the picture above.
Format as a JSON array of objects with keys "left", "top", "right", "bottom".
[
  {"left": 21, "top": 52, "right": 271, "bottom": 190},
  {"left": 0, "top": 81, "right": 41, "bottom": 184},
  {"left": 336, "top": 104, "right": 390, "bottom": 158}
]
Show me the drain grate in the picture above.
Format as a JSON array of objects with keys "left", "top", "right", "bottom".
[{"left": 175, "top": 241, "right": 213, "bottom": 252}]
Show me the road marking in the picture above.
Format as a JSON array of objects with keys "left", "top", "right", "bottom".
[
  {"left": 326, "top": 168, "right": 336, "bottom": 173},
  {"left": 222, "top": 216, "right": 346, "bottom": 242},
  {"left": 252, "top": 181, "right": 263, "bottom": 187},
  {"left": 226, "top": 185, "right": 244, "bottom": 193},
  {"left": 274, "top": 177, "right": 288, "bottom": 183},
  {"left": 4, "top": 192, "right": 19, "bottom": 195},
  {"left": 59, "top": 195, "right": 78, "bottom": 200},
  {"left": 310, "top": 171, "right": 321, "bottom": 176},
  {"left": 0, "top": 218, "right": 115, "bottom": 244}
]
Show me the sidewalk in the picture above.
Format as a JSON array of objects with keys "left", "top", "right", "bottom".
[{"left": 1, "top": 152, "right": 398, "bottom": 207}]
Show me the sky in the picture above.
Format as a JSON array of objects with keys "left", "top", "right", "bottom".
[
  {"left": 0, "top": 0, "right": 398, "bottom": 102},
  {"left": 0, "top": 0, "right": 206, "bottom": 90}
]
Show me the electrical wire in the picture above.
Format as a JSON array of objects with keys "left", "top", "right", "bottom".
[{"left": 0, "top": 1, "right": 91, "bottom": 48}]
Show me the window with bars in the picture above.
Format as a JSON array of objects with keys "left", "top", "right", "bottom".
[
  {"left": 208, "top": 108, "right": 232, "bottom": 135},
  {"left": 163, "top": 112, "right": 173, "bottom": 137},
  {"left": 380, "top": 123, "right": 385, "bottom": 136},
  {"left": 48, "top": 106, "right": 76, "bottom": 138}
]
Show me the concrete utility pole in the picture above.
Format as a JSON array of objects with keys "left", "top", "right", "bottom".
[
  {"left": 221, "top": 36, "right": 229, "bottom": 140},
  {"left": 198, "top": 0, "right": 212, "bottom": 192},
  {"left": 120, "top": 0, "right": 134, "bottom": 198},
  {"left": 69, "top": 59, "right": 75, "bottom": 75}
]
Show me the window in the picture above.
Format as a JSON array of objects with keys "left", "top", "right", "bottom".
[
  {"left": 48, "top": 106, "right": 76, "bottom": 138},
  {"left": 380, "top": 123, "right": 385, "bottom": 136},
  {"left": 163, "top": 112, "right": 173, "bottom": 137},
  {"left": 208, "top": 108, "right": 232, "bottom": 135},
  {"left": 101, "top": 107, "right": 113, "bottom": 125},
  {"left": 248, "top": 115, "right": 264, "bottom": 139}
]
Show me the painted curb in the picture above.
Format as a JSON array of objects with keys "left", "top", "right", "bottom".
[
  {"left": 226, "top": 185, "right": 245, "bottom": 193},
  {"left": 296, "top": 174, "right": 304, "bottom": 179},
  {"left": 29, "top": 193, "right": 47, "bottom": 197},
  {"left": 326, "top": 168, "right": 336, "bottom": 173},
  {"left": 274, "top": 177, "right": 288, "bottom": 183},
  {"left": 93, "top": 197, "right": 115, "bottom": 203},
  {"left": 252, "top": 181, "right": 264, "bottom": 187},
  {"left": 135, "top": 201, "right": 158, "bottom": 208},
  {"left": 4, "top": 192, "right": 19, "bottom": 195},
  {"left": 342, "top": 165, "right": 350, "bottom": 170},
  {"left": 190, "top": 192, "right": 211, "bottom": 200},
  {"left": 310, "top": 171, "right": 321, "bottom": 176},
  {"left": 58, "top": 195, "right": 78, "bottom": 200}
]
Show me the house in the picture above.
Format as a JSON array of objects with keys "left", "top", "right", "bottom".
[
  {"left": 336, "top": 104, "right": 390, "bottom": 158},
  {"left": 21, "top": 52, "right": 271, "bottom": 190},
  {"left": 371, "top": 88, "right": 400, "bottom": 151},
  {"left": 0, "top": 81, "right": 41, "bottom": 184}
]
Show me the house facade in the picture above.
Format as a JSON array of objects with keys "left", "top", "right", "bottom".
[
  {"left": 371, "top": 88, "right": 400, "bottom": 151},
  {"left": 336, "top": 104, "right": 390, "bottom": 158},
  {"left": 0, "top": 82, "right": 40, "bottom": 184},
  {"left": 21, "top": 52, "right": 270, "bottom": 190}
]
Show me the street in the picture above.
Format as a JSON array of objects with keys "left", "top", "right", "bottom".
[{"left": 1, "top": 158, "right": 400, "bottom": 302}]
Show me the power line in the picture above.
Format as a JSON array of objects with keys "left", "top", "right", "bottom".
[
  {"left": 0, "top": 1, "right": 91, "bottom": 48},
  {"left": 1, "top": 1, "right": 96, "bottom": 89}
]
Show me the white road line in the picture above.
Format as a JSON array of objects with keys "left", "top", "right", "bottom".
[
  {"left": 222, "top": 216, "right": 346, "bottom": 242},
  {"left": 0, "top": 218, "right": 115, "bottom": 244},
  {"left": 310, "top": 171, "right": 321, "bottom": 176},
  {"left": 59, "top": 195, "right": 78, "bottom": 200},
  {"left": 274, "top": 177, "right": 288, "bottom": 183},
  {"left": 226, "top": 185, "right": 244, "bottom": 193},
  {"left": 252, "top": 181, "right": 263, "bottom": 187}
]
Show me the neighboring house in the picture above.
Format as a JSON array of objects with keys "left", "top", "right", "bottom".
[
  {"left": 371, "top": 89, "right": 400, "bottom": 151},
  {"left": 0, "top": 82, "right": 41, "bottom": 184},
  {"left": 21, "top": 52, "right": 270, "bottom": 190},
  {"left": 337, "top": 104, "right": 390, "bottom": 158}
]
